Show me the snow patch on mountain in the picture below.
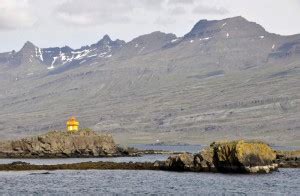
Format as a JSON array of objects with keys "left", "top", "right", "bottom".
[
  {"left": 79, "top": 60, "right": 86, "bottom": 64},
  {"left": 47, "top": 65, "right": 55, "bottom": 70},
  {"left": 48, "top": 56, "right": 58, "bottom": 69},
  {"left": 73, "top": 49, "right": 91, "bottom": 60},
  {"left": 35, "top": 47, "right": 43, "bottom": 62},
  {"left": 199, "top": 37, "right": 211, "bottom": 41},
  {"left": 171, "top": 39, "right": 178, "bottom": 43},
  {"left": 87, "top": 54, "right": 97, "bottom": 58},
  {"left": 272, "top": 44, "right": 275, "bottom": 49}
]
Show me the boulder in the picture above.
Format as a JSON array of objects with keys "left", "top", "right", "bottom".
[
  {"left": 211, "top": 140, "right": 278, "bottom": 173},
  {"left": 159, "top": 140, "right": 279, "bottom": 173},
  {"left": 164, "top": 153, "right": 194, "bottom": 171},
  {"left": 194, "top": 147, "right": 216, "bottom": 172}
]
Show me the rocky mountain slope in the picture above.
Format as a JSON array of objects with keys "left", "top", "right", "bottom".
[{"left": 0, "top": 16, "right": 299, "bottom": 145}]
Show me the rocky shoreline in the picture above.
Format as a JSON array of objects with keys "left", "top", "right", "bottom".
[
  {"left": 275, "top": 150, "right": 300, "bottom": 168},
  {"left": 0, "top": 140, "right": 298, "bottom": 173},
  {"left": 0, "top": 161, "right": 157, "bottom": 171}
]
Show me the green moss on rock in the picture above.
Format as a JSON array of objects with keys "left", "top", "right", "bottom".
[{"left": 211, "top": 140, "right": 277, "bottom": 172}]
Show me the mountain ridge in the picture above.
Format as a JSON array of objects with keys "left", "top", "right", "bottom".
[
  {"left": 0, "top": 16, "right": 299, "bottom": 145},
  {"left": 1, "top": 16, "right": 299, "bottom": 73}
]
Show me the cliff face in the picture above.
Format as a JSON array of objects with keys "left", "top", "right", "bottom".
[{"left": 0, "top": 130, "right": 123, "bottom": 158}]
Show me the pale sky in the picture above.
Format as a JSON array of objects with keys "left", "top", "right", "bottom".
[{"left": 0, "top": 0, "right": 299, "bottom": 52}]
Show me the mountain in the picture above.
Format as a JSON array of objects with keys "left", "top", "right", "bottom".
[{"left": 0, "top": 16, "right": 299, "bottom": 146}]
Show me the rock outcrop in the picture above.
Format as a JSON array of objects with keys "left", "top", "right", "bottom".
[
  {"left": 0, "top": 130, "right": 129, "bottom": 158},
  {"left": 210, "top": 140, "right": 278, "bottom": 173},
  {"left": 193, "top": 147, "right": 217, "bottom": 172},
  {"left": 275, "top": 150, "right": 300, "bottom": 168},
  {"left": 163, "top": 153, "right": 194, "bottom": 171},
  {"left": 158, "top": 140, "right": 278, "bottom": 173}
]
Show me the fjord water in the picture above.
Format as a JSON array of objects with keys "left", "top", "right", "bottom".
[
  {"left": 0, "top": 169, "right": 299, "bottom": 195},
  {"left": 0, "top": 145, "right": 299, "bottom": 195}
]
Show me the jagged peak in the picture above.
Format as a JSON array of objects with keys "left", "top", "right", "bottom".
[
  {"left": 96, "top": 34, "right": 112, "bottom": 46},
  {"left": 102, "top": 34, "right": 112, "bottom": 42},
  {"left": 24, "top": 41, "right": 35, "bottom": 46},
  {"left": 91, "top": 34, "right": 125, "bottom": 49},
  {"left": 20, "top": 41, "right": 37, "bottom": 52}
]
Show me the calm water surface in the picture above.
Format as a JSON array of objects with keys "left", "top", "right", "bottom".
[
  {"left": 0, "top": 169, "right": 299, "bottom": 195},
  {"left": 0, "top": 145, "right": 299, "bottom": 195}
]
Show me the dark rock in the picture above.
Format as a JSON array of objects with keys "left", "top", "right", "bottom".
[
  {"left": 10, "top": 161, "right": 30, "bottom": 166},
  {"left": 275, "top": 150, "right": 300, "bottom": 168},
  {"left": 29, "top": 172, "right": 52, "bottom": 175},
  {"left": 164, "top": 153, "right": 194, "bottom": 171},
  {"left": 193, "top": 147, "right": 216, "bottom": 172}
]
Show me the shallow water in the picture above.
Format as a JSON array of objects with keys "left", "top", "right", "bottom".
[
  {"left": 0, "top": 169, "right": 299, "bottom": 195},
  {"left": 131, "top": 144, "right": 204, "bottom": 153},
  {"left": 0, "top": 154, "right": 169, "bottom": 165}
]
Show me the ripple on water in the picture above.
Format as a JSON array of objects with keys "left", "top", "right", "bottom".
[{"left": 0, "top": 169, "right": 299, "bottom": 195}]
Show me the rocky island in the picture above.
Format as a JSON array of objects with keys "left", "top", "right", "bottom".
[
  {"left": 0, "top": 131, "right": 299, "bottom": 174},
  {"left": 0, "top": 130, "right": 134, "bottom": 158},
  {"left": 155, "top": 140, "right": 279, "bottom": 173}
]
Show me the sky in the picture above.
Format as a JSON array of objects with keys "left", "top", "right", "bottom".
[{"left": 0, "top": 0, "right": 299, "bottom": 52}]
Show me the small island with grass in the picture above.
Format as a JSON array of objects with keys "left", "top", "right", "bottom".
[
  {"left": 0, "top": 129, "right": 135, "bottom": 158},
  {"left": 0, "top": 116, "right": 299, "bottom": 174},
  {"left": 0, "top": 117, "right": 133, "bottom": 158}
]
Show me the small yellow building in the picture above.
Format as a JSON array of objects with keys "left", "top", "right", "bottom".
[{"left": 66, "top": 117, "right": 79, "bottom": 133}]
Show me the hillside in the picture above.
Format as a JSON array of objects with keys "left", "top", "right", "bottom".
[{"left": 0, "top": 16, "right": 299, "bottom": 145}]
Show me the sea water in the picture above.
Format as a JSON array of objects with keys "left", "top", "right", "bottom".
[{"left": 0, "top": 169, "right": 299, "bottom": 195}]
